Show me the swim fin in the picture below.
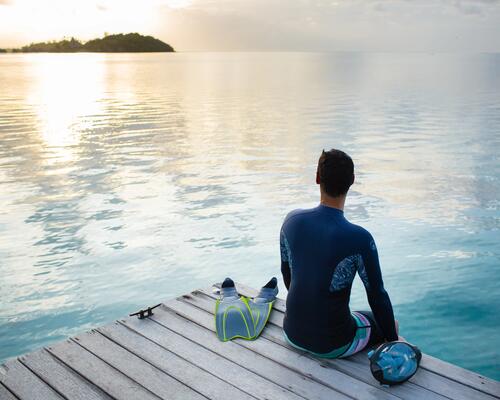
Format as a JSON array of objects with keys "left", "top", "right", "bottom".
[
  {"left": 215, "top": 278, "right": 255, "bottom": 341},
  {"left": 215, "top": 277, "right": 278, "bottom": 341},
  {"left": 249, "top": 277, "right": 278, "bottom": 338}
]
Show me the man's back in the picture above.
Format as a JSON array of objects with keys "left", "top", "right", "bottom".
[{"left": 281, "top": 204, "right": 397, "bottom": 354}]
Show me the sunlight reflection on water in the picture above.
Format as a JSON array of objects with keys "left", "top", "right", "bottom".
[{"left": 0, "top": 52, "right": 499, "bottom": 379}]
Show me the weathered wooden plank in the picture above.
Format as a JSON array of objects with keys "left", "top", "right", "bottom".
[
  {"left": 0, "top": 383, "right": 18, "bottom": 400},
  {"left": 151, "top": 303, "right": 399, "bottom": 400},
  {"left": 1, "top": 282, "right": 497, "bottom": 400},
  {"left": 421, "top": 354, "right": 500, "bottom": 399},
  {"left": 208, "top": 284, "right": 499, "bottom": 400},
  {"left": 123, "top": 311, "right": 349, "bottom": 400},
  {"left": 395, "top": 361, "right": 497, "bottom": 400},
  {"left": 19, "top": 349, "right": 111, "bottom": 400},
  {"left": 98, "top": 322, "right": 255, "bottom": 400},
  {"left": 185, "top": 289, "right": 447, "bottom": 400},
  {"left": 233, "top": 282, "right": 500, "bottom": 398},
  {"left": 46, "top": 339, "right": 159, "bottom": 400},
  {"left": 338, "top": 350, "right": 497, "bottom": 400},
  {"left": 256, "top": 308, "right": 496, "bottom": 400},
  {"left": 167, "top": 295, "right": 444, "bottom": 400},
  {"left": 0, "top": 359, "right": 63, "bottom": 400},
  {"left": 354, "top": 350, "right": 496, "bottom": 400},
  {"left": 73, "top": 330, "right": 206, "bottom": 400}
]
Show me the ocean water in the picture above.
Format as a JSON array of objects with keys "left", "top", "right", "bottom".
[{"left": 0, "top": 52, "right": 499, "bottom": 380}]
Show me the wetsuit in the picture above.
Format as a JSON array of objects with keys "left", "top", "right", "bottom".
[{"left": 280, "top": 204, "right": 398, "bottom": 356}]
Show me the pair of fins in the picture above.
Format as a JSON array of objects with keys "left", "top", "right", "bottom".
[{"left": 215, "top": 277, "right": 278, "bottom": 341}]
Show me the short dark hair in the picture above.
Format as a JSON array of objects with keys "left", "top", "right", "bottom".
[{"left": 317, "top": 149, "right": 354, "bottom": 197}]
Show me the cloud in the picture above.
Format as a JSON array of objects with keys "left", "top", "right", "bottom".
[
  {"left": 96, "top": 3, "right": 107, "bottom": 11},
  {"left": 353, "top": 0, "right": 500, "bottom": 17},
  {"left": 155, "top": 0, "right": 500, "bottom": 52},
  {"left": 1, "top": 0, "right": 500, "bottom": 51},
  {"left": 372, "top": 3, "right": 388, "bottom": 13},
  {"left": 456, "top": 3, "right": 483, "bottom": 15}
]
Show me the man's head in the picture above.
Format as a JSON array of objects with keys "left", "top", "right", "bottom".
[{"left": 316, "top": 149, "right": 355, "bottom": 198}]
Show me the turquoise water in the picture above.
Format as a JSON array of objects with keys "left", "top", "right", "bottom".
[{"left": 0, "top": 52, "right": 499, "bottom": 380}]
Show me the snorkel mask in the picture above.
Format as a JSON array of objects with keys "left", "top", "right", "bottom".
[{"left": 368, "top": 341, "right": 422, "bottom": 385}]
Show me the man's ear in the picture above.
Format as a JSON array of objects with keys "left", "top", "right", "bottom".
[
  {"left": 351, "top": 173, "right": 355, "bottom": 185},
  {"left": 316, "top": 170, "right": 320, "bottom": 185}
]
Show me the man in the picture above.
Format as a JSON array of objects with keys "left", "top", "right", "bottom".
[{"left": 280, "top": 149, "right": 398, "bottom": 358}]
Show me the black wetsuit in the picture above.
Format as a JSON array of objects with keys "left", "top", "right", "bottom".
[{"left": 280, "top": 204, "right": 398, "bottom": 354}]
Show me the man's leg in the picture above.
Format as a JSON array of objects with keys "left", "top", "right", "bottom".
[
  {"left": 340, "top": 311, "right": 401, "bottom": 358},
  {"left": 355, "top": 310, "right": 390, "bottom": 346}
]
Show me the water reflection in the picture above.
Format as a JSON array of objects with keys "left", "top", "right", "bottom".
[{"left": 0, "top": 52, "right": 499, "bottom": 379}]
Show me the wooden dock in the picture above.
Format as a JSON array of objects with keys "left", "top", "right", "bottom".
[{"left": 1, "top": 283, "right": 499, "bottom": 400}]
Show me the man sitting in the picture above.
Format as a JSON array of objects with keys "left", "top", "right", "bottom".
[{"left": 280, "top": 149, "right": 399, "bottom": 358}]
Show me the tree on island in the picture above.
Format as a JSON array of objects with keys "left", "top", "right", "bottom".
[
  {"left": 9, "top": 33, "right": 174, "bottom": 53},
  {"left": 85, "top": 33, "right": 174, "bottom": 52},
  {"left": 17, "top": 37, "right": 84, "bottom": 53}
]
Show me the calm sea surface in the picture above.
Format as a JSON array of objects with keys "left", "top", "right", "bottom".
[{"left": 0, "top": 52, "right": 499, "bottom": 379}]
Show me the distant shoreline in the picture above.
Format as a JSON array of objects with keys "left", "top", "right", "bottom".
[
  {"left": 0, "top": 51, "right": 177, "bottom": 54},
  {"left": 0, "top": 33, "right": 174, "bottom": 54}
]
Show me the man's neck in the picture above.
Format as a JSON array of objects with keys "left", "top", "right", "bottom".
[{"left": 320, "top": 193, "right": 346, "bottom": 211}]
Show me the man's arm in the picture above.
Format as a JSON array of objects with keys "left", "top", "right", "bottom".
[
  {"left": 358, "top": 235, "right": 398, "bottom": 341},
  {"left": 280, "top": 228, "right": 291, "bottom": 290}
]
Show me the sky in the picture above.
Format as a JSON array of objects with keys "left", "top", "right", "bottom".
[{"left": 1, "top": 0, "right": 500, "bottom": 52}]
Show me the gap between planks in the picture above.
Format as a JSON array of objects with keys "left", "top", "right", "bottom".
[
  {"left": 1, "top": 283, "right": 499, "bottom": 400},
  {"left": 169, "top": 291, "right": 448, "bottom": 400},
  {"left": 229, "top": 281, "right": 500, "bottom": 399},
  {"left": 184, "top": 283, "right": 499, "bottom": 400}
]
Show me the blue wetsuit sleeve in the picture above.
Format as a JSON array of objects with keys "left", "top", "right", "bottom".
[
  {"left": 358, "top": 236, "right": 398, "bottom": 342},
  {"left": 280, "top": 228, "right": 291, "bottom": 290}
]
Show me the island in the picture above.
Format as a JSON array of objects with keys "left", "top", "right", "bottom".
[{"left": 6, "top": 33, "right": 174, "bottom": 53}]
